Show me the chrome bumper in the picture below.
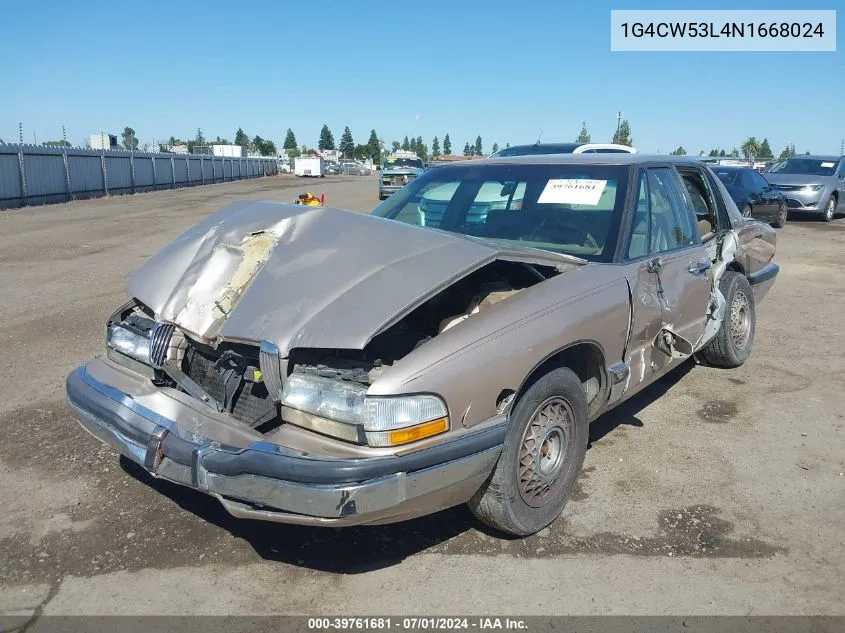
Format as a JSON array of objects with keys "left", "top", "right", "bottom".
[{"left": 66, "top": 362, "right": 504, "bottom": 526}]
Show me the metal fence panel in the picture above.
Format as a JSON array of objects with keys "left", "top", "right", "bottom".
[
  {"left": 104, "top": 155, "right": 132, "bottom": 192},
  {"left": 0, "top": 144, "right": 279, "bottom": 209},
  {"left": 67, "top": 153, "right": 104, "bottom": 195}
]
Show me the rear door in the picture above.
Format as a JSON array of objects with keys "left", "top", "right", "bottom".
[{"left": 623, "top": 167, "right": 712, "bottom": 386}]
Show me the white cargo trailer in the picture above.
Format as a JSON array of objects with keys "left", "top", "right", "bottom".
[{"left": 295, "top": 156, "right": 324, "bottom": 177}]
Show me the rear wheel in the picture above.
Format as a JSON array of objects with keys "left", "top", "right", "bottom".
[
  {"left": 699, "top": 271, "right": 756, "bottom": 368},
  {"left": 468, "top": 367, "right": 588, "bottom": 536},
  {"left": 772, "top": 201, "right": 787, "bottom": 228},
  {"left": 822, "top": 196, "right": 836, "bottom": 222}
]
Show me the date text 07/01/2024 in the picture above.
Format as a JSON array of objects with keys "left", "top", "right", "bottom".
[
  {"left": 307, "top": 617, "right": 528, "bottom": 630},
  {"left": 620, "top": 21, "right": 825, "bottom": 39}
]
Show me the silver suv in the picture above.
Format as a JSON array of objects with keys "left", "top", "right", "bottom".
[{"left": 765, "top": 155, "right": 845, "bottom": 222}]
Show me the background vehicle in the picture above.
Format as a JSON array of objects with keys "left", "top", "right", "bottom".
[
  {"left": 379, "top": 151, "right": 425, "bottom": 199},
  {"left": 490, "top": 142, "right": 637, "bottom": 158},
  {"left": 323, "top": 162, "right": 343, "bottom": 176},
  {"left": 765, "top": 155, "right": 845, "bottom": 222},
  {"left": 712, "top": 166, "right": 788, "bottom": 227},
  {"left": 294, "top": 156, "right": 324, "bottom": 177}
]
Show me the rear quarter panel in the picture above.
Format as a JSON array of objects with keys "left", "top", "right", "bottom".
[{"left": 368, "top": 264, "right": 631, "bottom": 427}]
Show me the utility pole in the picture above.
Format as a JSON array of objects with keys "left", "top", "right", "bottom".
[
  {"left": 62, "top": 125, "right": 67, "bottom": 145},
  {"left": 18, "top": 122, "right": 23, "bottom": 145},
  {"left": 616, "top": 111, "right": 622, "bottom": 141},
  {"left": 840, "top": 138, "right": 843, "bottom": 155}
]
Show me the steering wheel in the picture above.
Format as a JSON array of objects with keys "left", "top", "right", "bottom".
[{"left": 528, "top": 215, "right": 597, "bottom": 249}]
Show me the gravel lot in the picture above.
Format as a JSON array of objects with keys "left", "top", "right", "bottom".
[{"left": 1, "top": 174, "right": 843, "bottom": 618}]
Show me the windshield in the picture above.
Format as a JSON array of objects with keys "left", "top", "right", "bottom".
[
  {"left": 492, "top": 144, "right": 579, "bottom": 158},
  {"left": 384, "top": 158, "right": 423, "bottom": 169},
  {"left": 770, "top": 158, "right": 837, "bottom": 177},
  {"left": 370, "top": 163, "right": 630, "bottom": 262},
  {"left": 715, "top": 170, "right": 740, "bottom": 186}
]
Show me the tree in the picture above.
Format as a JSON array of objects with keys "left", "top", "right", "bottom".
[
  {"left": 672, "top": 146, "right": 687, "bottom": 155},
  {"left": 367, "top": 129, "right": 381, "bottom": 163},
  {"left": 235, "top": 128, "right": 249, "bottom": 148},
  {"left": 506, "top": 142, "right": 510, "bottom": 148},
  {"left": 740, "top": 137, "right": 761, "bottom": 159},
  {"left": 339, "top": 126, "right": 355, "bottom": 158},
  {"left": 318, "top": 124, "right": 335, "bottom": 151},
  {"left": 415, "top": 137, "right": 428, "bottom": 162},
  {"left": 443, "top": 134, "right": 452, "bottom": 155},
  {"left": 42, "top": 140, "right": 71, "bottom": 147},
  {"left": 492, "top": 142, "right": 499, "bottom": 154},
  {"left": 708, "top": 149, "right": 719, "bottom": 157},
  {"left": 576, "top": 121, "right": 591, "bottom": 144},
  {"left": 463, "top": 142, "right": 472, "bottom": 156},
  {"left": 282, "top": 128, "right": 297, "bottom": 150},
  {"left": 121, "top": 127, "right": 138, "bottom": 150},
  {"left": 730, "top": 147, "right": 739, "bottom": 157},
  {"left": 474, "top": 136, "right": 483, "bottom": 156},
  {"left": 759, "top": 138, "right": 773, "bottom": 159},
  {"left": 778, "top": 143, "right": 796, "bottom": 160},
  {"left": 391, "top": 140, "right": 400, "bottom": 152},
  {"left": 409, "top": 136, "right": 417, "bottom": 153},
  {"left": 612, "top": 119, "right": 632, "bottom": 146},
  {"left": 401, "top": 136, "right": 410, "bottom": 151},
  {"left": 211, "top": 136, "right": 230, "bottom": 145},
  {"left": 719, "top": 149, "right": 726, "bottom": 157},
  {"left": 431, "top": 136, "right": 441, "bottom": 158}
]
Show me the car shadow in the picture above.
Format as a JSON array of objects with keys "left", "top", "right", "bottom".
[
  {"left": 588, "top": 358, "right": 695, "bottom": 447},
  {"left": 119, "top": 359, "right": 697, "bottom": 573}
]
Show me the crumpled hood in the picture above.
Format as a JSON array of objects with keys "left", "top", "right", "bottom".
[{"left": 127, "top": 200, "right": 554, "bottom": 355}]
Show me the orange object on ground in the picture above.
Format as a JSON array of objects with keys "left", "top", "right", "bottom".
[{"left": 295, "top": 192, "right": 323, "bottom": 206}]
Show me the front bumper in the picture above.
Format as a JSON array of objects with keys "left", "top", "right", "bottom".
[
  {"left": 773, "top": 188, "right": 825, "bottom": 211},
  {"left": 379, "top": 184, "right": 402, "bottom": 196},
  {"left": 66, "top": 360, "right": 504, "bottom": 526}
]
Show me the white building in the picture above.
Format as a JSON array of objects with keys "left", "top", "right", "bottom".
[{"left": 89, "top": 134, "right": 118, "bottom": 150}]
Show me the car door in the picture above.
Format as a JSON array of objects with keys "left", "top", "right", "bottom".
[
  {"left": 837, "top": 160, "right": 845, "bottom": 211},
  {"left": 623, "top": 167, "right": 712, "bottom": 388},
  {"left": 740, "top": 170, "right": 766, "bottom": 218},
  {"left": 750, "top": 170, "right": 778, "bottom": 219}
]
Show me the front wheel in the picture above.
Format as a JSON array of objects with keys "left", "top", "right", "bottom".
[
  {"left": 741, "top": 204, "right": 752, "bottom": 218},
  {"left": 468, "top": 367, "right": 588, "bottom": 536},
  {"left": 822, "top": 197, "right": 836, "bottom": 222},
  {"left": 699, "top": 271, "right": 756, "bottom": 368},
  {"left": 772, "top": 202, "right": 787, "bottom": 228}
]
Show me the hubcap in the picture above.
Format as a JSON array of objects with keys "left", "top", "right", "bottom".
[
  {"left": 742, "top": 206, "right": 751, "bottom": 217},
  {"left": 826, "top": 199, "right": 835, "bottom": 220},
  {"left": 729, "top": 290, "right": 751, "bottom": 350},
  {"left": 778, "top": 205, "right": 787, "bottom": 225},
  {"left": 517, "top": 396, "right": 574, "bottom": 507}
]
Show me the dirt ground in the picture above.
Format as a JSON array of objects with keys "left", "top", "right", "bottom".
[{"left": 0, "top": 175, "right": 843, "bottom": 618}]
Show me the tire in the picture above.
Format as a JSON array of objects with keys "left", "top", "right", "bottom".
[
  {"left": 741, "top": 204, "right": 752, "bottom": 218},
  {"left": 468, "top": 367, "right": 588, "bottom": 536},
  {"left": 772, "top": 201, "right": 787, "bottom": 228},
  {"left": 822, "top": 196, "right": 835, "bottom": 222},
  {"left": 699, "top": 271, "right": 756, "bottom": 368}
]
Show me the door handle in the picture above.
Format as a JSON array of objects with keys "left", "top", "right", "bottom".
[{"left": 688, "top": 260, "right": 711, "bottom": 275}]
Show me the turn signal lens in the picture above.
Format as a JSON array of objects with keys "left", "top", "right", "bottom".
[
  {"left": 365, "top": 417, "right": 449, "bottom": 447},
  {"left": 387, "top": 417, "right": 449, "bottom": 446}
]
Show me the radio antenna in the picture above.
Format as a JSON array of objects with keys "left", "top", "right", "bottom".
[{"left": 535, "top": 130, "right": 543, "bottom": 146}]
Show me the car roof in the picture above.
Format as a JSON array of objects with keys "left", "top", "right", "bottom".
[
  {"left": 711, "top": 165, "right": 750, "bottom": 171},
  {"left": 439, "top": 154, "right": 704, "bottom": 168},
  {"left": 785, "top": 154, "right": 843, "bottom": 161}
]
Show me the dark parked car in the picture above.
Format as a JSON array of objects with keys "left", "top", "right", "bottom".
[{"left": 712, "top": 167, "right": 788, "bottom": 228}]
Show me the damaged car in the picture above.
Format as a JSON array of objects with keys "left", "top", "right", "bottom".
[{"left": 66, "top": 154, "right": 779, "bottom": 536}]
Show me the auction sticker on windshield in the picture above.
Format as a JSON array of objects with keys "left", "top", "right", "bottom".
[
  {"left": 538, "top": 179, "right": 607, "bottom": 206},
  {"left": 821, "top": 162, "right": 835, "bottom": 167}
]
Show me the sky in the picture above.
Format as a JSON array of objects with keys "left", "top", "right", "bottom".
[{"left": 1, "top": 0, "right": 843, "bottom": 155}]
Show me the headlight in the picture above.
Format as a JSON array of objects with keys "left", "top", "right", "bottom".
[
  {"left": 281, "top": 373, "right": 449, "bottom": 447},
  {"left": 281, "top": 373, "right": 365, "bottom": 425},
  {"left": 106, "top": 317, "right": 174, "bottom": 370},
  {"left": 107, "top": 324, "right": 152, "bottom": 365},
  {"left": 803, "top": 184, "right": 824, "bottom": 192}
]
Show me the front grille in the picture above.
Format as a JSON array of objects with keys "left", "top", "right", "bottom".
[
  {"left": 773, "top": 184, "right": 803, "bottom": 191},
  {"left": 149, "top": 323, "right": 174, "bottom": 368},
  {"left": 182, "top": 343, "right": 277, "bottom": 428}
]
